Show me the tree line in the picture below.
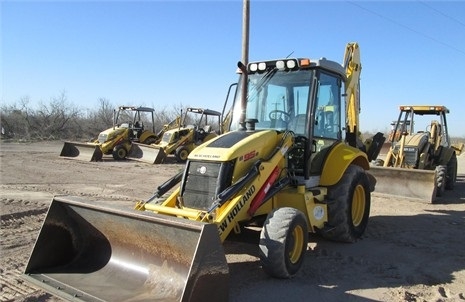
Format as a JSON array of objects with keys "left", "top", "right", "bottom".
[
  {"left": 2, "top": 93, "right": 463, "bottom": 144},
  {"left": 0, "top": 93, "right": 182, "bottom": 141}
]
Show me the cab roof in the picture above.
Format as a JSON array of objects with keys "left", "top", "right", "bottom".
[
  {"left": 399, "top": 105, "right": 449, "bottom": 115},
  {"left": 118, "top": 106, "right": 155, "bottom": 112}
]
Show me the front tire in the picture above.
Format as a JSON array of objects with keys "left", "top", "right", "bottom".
[
  {"left": 435, "top": 165, "right": 447, "bottom": 196},
  {"left": 321, "top": 164, "right": 371, "bottom": 242},
  {"left": 175, "top": 146, "right": 189, "bottom": 162},
  {"left": 259, "top": 207, "right": 308, "bottom": 278},
  {"left": 445, "top": 154, "right": 457, "bottom": 190},
  {"left": 112, "top": 144, "right": 127, "bottom": 160}
]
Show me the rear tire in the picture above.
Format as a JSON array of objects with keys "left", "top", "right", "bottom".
[
  {"left": 435, "top": 165, "right": 447, "bottom": 196},
  {"left": 143, "top": 137, "right": 157, "bottom": 145},
  {"left": 112, "top": 145, "right": 127, "bottom": 160},
  {"left": 259, "top": 207, "right": 308, "bottom": 278},
  {"left": 175, "top": 146, "right": 189, "bottom": 162},
  {"left": 321, "top": 164, "right": 370, "bottom": 242},
  {"left": 445, "top": 154, "right": 457, "bottom": 190}
]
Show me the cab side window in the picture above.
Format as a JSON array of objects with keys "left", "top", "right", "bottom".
[{"left": 314, "top": 73, "right": 341, "bottom": 140}]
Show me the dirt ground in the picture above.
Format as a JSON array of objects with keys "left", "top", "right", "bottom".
[{"left": 1, "top": 140, "right": 464, "bottom": 302}]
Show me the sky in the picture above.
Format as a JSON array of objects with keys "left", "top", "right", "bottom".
[{"left": 2, "top": 0, "right": 465, "bottom": 137}]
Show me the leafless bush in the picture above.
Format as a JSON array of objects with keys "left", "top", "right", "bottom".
[
  {"left": 81, "top": 98, "right": 115, "bottom": 140},
  {"left": 0, "top": 94, "right": 191, "bottom": 141},
  {"left": 1, "top": 93, "right": 94, "bottom": 141}
]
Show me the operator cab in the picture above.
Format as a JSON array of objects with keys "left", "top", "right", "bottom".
[
  {"left": 229, "top": 58, "right": 346, "bottom": 182},
  {"left": 230, "top": 58, "right": 344, "bottom": 139}
]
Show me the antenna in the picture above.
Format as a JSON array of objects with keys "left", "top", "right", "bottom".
[{"left": 286, "top": 51, "right": 294, "bottom": 58}]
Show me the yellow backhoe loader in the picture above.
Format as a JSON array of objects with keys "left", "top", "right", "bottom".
[
  {"left": 60, "top": 106, "right": 159, "bottom": 161},
  {"left": 128, "top": 107, "right": 223, "bottom": 164},
  {"left": 371, "top": 105, "right": 463, "bottom": 202},
  {"left": 24, "top": 42, "right": 385, "bottom": 301}
]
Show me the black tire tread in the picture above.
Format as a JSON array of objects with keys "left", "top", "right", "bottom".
[
  {"left": 321, "top": 164, "right": 370, "bottom": 243},
  {"left": 445, "top": 154, "right": 457, "bottom": 190},
  {"left": 436, "top": 165, "right": 447, "bottom": 196},
  {"left": 259, "top": 207, "right": 308, "bottom": 278}
]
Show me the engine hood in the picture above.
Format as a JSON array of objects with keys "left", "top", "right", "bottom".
[
  {"left": 188, "top": 129, "right": 281, "bottom": 163},
  {"left": 400, "top": 132, "right": 429, "bottom": 148}
]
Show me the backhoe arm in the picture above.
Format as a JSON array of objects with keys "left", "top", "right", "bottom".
[{"left": 343, "top": 42, "right": 361, "bottom": 139}]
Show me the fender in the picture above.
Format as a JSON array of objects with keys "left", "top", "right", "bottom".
[
  {"left": 438, "top": 146, "right": 455, "bottom": 166},
  {"left": 139, "top": 131, "right": 157, "bottom": 143},
  {"left": 319, "top": 142, "right": 369, "bottom": 186}
]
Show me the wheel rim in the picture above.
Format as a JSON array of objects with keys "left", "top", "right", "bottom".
[
  {"left": 117, "top": 149, "right": 126, "bottom": 159},
  {"left": 288, "top": 225, "right": 304, "bottom": 264},
  {"left": 351, "top": 184, "right": 366, "bottom": 227},
  {"left": 179, "top": 149, "right": 189, "bottom": 161}
]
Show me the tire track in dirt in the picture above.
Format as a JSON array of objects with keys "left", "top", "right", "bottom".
[{"left": 0, "top": 199, "right": 51, "bottom": 301}]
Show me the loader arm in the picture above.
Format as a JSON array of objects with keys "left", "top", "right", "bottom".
[
  {"left": 142, "top": 131, "right": 295, "bottom": 242},
  {"left": 384, "top": 132, "right": 407, "bottom": 168}
]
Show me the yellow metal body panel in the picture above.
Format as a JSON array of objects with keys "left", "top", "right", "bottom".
[
  {"left": 99, "top": 127, "right": 128, "bottom": 154},
  {"left": 272, "top": 186, "right": 328, "bottom": 232},
  {"left": 138, "top": 130, "right": 157, "bottom": 143},
  {"left": 319, "top": 142, "right": 369, "bottom": 186},
  {"left": 190, "top": 130, "right": 283, "bottom": 182}
]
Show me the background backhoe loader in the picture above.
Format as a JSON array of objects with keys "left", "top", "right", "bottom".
[
  {"left": 60, "top": 106, "right": 159, "bottom": 161},
  {"left": 129, "top": 107, "right": 223, "bottom": 164},
  {"left": 371, "top": 105, "right": 463, "bottom": 202},
  {"left": 24, "top": 42, "right": 386, "bottom": 301}
]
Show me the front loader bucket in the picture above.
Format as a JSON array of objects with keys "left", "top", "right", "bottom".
[
  {"left": 369, "top": 166, "right": 437, "bottom": 202},
  {"left": 60, "top": 141, "right": 103, "bottom": 162},
  {"left": 23, "top": 196, "right": 229, "bottom": 302},
  {"left": 128, "top": 143, "right": 166, "bottom": 164}
]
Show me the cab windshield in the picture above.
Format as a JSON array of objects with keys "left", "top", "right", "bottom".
[{"left": 230, "top": 68, "right": 342, "bottom": 142}]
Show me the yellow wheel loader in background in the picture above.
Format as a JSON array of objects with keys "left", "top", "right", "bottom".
[
  {"left": 24, "top": 43, "right": 385, "bottom": 301},
  {"left": 60, "top": 106, "right": 159, "bottom": 161},
  {"left": 370, "top": 105, "right": 463, "bottom": 202},
  {"left": 128, "top": 107, "right": 223, "bottom": 164}
]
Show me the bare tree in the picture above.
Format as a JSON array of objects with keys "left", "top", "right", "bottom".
[
  {"left": 1, "top": 96, "right": 208, "bottom": 142},
  {"left": 82, "top": 98, "right": 115, "bottom": 140},
  {"left": 30, "top": 91, "right": 81, "bottom": 140},
  {"left": 96, "top": 98, "right": 114, "bottom": 126},
  {"left": 0, "top": 97, "right": 34, "bottom": 140}
]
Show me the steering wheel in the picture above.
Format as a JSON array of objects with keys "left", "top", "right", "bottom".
[{"left": 269, "top": 110, "right": 291, "bottom": 122}]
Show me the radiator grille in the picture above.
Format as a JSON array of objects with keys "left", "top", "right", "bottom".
[
  {"left": 182, "top": 161, "right": 231, "bottom": 210},
  {"left": 403, "top": 148, "right": 418, "bottom": 167}
]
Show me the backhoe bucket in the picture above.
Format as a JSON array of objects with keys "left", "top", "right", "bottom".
[
  {"left": 379, "top": 142, "right": 392, "bottom": 155},
  {"left": 23, "top": 196, "right": 229, "bottom": 302},
  {"left": 128, "top": 143, "right": 166, "bottom": 164},
  {"left": 60, "top": 141, "right": 103, "bottom": 162},
  {"left": 369, "top": 166, "right": 437, "bottom": 202}
]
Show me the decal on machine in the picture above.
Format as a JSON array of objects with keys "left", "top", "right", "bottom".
[
  {"left": 192, "top": 153, "right": 221, "bottom": 159},
  {"left": 242, "top": 150, "right": 257, "bottom": 162},
  {"left": 218, "top": 185, "right": 256, "bottom": 234}
]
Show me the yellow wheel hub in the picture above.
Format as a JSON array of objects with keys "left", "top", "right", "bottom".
[
  {"left": 289, "top": 225, "right": 304, "bottom": 264},
  {"left": 352, "top": 184, "right": 366, "bottom": 226}
]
